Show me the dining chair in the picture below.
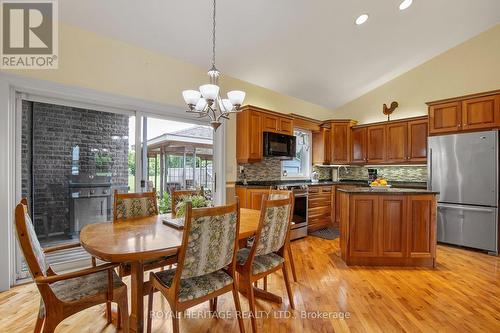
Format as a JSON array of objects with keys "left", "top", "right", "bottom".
[
  {"left": 15, "top": 198, "right": 129, "bottom": 333},
  {"left": 236, "top": 194, "right": 295, "bottom": 333},
  {"left": 268, "top": 189, "right": 298, "bottom": 283},
  {"left": 146, "top": 201, "right": 245, "bottom": 333},
  {"left": 170, "top": 188, "right": 204, "bottom": 217},
  {"left": 113, "top": 190, "right": 177, "bottom": 278}
]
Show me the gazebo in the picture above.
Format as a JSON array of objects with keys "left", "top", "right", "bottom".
[{"left": 146, "top": 126, "right": 213, "bottom": 195}]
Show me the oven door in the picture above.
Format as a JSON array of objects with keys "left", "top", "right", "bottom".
[
  {"left": 290, "top": 193, "right": 308, "bottom": 240},
  {"left": 263, "top": 132, "right": 296, "bottom": 158}
]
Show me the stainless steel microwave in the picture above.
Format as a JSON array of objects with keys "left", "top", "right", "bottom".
[{"left": 263, "top": 132, "right": 296, "bottom": 159}]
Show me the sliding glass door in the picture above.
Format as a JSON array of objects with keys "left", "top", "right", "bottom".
[
  {"left": 15, "top": 96, "right": 136, "bottom": 280},
  {"left": 14, "top": 94, "right": 218, "bottom": 283},
  {"left": 139, "top": 115, "right": 214, "bottom": 214}
]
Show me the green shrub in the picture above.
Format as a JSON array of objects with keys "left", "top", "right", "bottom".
[
  {"left": 175, "top": 195, "right": 209, "bottom": 218},
  {"left": 158, "top": 192, "right": 171, "bottom": 214}
]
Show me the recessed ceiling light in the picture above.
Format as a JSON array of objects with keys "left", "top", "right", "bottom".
[
  {"left": 355, "top": 14, "right": 369, "bottom": 25},
  {"left": 399, "top": 0, "right": 413, "bottom": 10}
]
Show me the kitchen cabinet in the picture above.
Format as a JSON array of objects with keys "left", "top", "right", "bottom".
[
  {"left": 367, "top": 125, "right": 386, "bottom": 163},
  {"left": 427, "top": 90, "right": 500, "bottom": 135},
  {"left": 378, "top": 196, "right": 407, "bottom": 257},
  {"left": 428, "top": 102, "right": 462, "bottom": 134},
  {"left": 349, "top": 195, "right": 379, "bottom": 257},
  {"left": 339, "top": 191, "right": 437, "bottom": 267},
  {"left": 262, "top": 113, "right": 293, "bottom": 135},
  {"left": 386, "top": 121, "right": 408, "bottom": 163},
  {"left": 350, "top": 116, "right": 428, "bottom": 165},
  {"left": 351, "top": 127, "right": 367, "bottom": 164},
  {"left": 330, "top": 121, "right": 356, "bottom": 164},
  {"left": 236, "top": 105, "right": 294, "bottom": 163},
  {"left": 407, "top": 119, "right": 428, "bottom": 162},
  {"left": 386, "top": 118, "right": 428, "bottom": 163},
  {"left": 335, "top": 184, "right": 359, "bottom": 226},
  {"left": 312, "top": 127, "right": 331, "bottom": 165},
  {"left": 235, "top": 187, "right": 269, "bottom": 210},
  {"left": 308, "top": 185, "right": 334, "bottom": 231},
  {"left": 461, "top": 94, "right": 500, "bottom": 131},
  {"left": 407, "top": 195, "right": 436, "bottom": 259}
]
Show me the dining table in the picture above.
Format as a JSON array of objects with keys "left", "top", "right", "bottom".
[{"left": 80, "top": 208, "right": 281, "bottom": 333}]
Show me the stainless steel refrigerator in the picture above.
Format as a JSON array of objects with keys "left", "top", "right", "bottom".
[{"left": 428, "top": 130, "right": 498, "bottom": 255}]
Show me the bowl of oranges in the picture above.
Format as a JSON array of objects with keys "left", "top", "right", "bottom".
[{"left": 369, "top": 178, "right": 391, "bottom": 190}]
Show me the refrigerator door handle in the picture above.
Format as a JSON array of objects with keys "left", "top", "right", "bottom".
[
  {"left": 428, "top": 148, "right": 432, "bottom": 190},
  {"left": 438, "top": 204, "right": 496, "bottom": 213}
]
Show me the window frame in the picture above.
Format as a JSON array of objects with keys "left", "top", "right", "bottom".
[{"left": 281, "top": 128, "right": 312, "bottom": 180}]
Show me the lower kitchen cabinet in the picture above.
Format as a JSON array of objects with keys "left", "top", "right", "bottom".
[
  {"left": 235, "top": 187, "right": 269, "bottom": 210},
  {"left": 308, "top": 185, "right": 334, "bottom": 231},
  {"left": 339, "top": 192, "right": 437, "bottom": 267}
]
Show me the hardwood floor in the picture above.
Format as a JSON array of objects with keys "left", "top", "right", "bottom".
[{"left": 1, "top": 237, "right": 499, "bottom": 333}]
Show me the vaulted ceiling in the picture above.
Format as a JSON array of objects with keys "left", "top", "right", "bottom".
[{"left": 60, "top": 0, "right": 500, "bottom": 109}]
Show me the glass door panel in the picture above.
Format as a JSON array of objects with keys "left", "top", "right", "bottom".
[
  {"left": 16, "top": 98, "right": 136, "bottom": 281},
  {"left": 142, "top": 116, "right": 214, "bottom": 213}
]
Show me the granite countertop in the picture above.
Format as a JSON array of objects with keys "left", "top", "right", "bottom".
[
  {"left": 337, "top": 187, "right": 439, "bottom": 195},
  {"left": 235, "top": 180, "right": 427, "bottom": 189}
]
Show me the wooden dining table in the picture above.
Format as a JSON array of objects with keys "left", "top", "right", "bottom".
[{"left": 80, "top": 208, "right": 277, "bottom": 333}]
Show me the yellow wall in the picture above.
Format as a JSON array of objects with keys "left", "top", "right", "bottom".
[
  {"left": 5, "top": 23, "right": 499, "bottom": 183},
  {"left": 334, "top": 24, "right": 500, "bottom": 124},
  {"left": 1, "top": 23, "right": 334, "bottom": 182}
]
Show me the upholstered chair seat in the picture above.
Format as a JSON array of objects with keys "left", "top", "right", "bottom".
[
  {"left": 153, "top": 269, "right": 234, "bottom": 302},
  {"left": 50, "top": 270, "right": 125, "bottom": 303},
  {"left": 237, "top": 248, "right": 285, "bottom": 275}
]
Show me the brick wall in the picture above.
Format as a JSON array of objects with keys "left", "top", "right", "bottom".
[{"left": 22, "top": 101, "right": 129, "bottom": 237}]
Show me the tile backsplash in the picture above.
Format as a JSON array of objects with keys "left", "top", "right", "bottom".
[
  {"left": 238, "top": 158, "right": 282, "bottom": 182},
  {"left": 238, "top": 159, "right": 427, "bottom": 183},
  {"left": 338, "top": 165, "right": 428, "bottom": 182}
]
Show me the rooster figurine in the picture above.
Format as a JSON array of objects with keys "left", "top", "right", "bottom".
[{"left": 383, "top": 101, "right": 399, "bottom": 121}]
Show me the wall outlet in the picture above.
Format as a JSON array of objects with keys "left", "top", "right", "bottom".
[{"left": 239, "top": 166, "right": 245, "bottom": 174}]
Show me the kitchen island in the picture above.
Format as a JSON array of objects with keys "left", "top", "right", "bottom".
[{"left": 338, "top": 188, "right": 439, "bottom": 267}]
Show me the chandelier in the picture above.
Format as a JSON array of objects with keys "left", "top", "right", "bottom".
[{"left": 182, "top": 0, "right": 246, "bottom": 130}]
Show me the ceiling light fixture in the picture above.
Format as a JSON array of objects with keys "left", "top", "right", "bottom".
[
  {"left": 399, "top": 0, "right": 413, "bottom": 11},
  {"left": 355, "top": 14, "right": 369, "bottom": 25},
  {"left": 181, "top": 0, "right": 245, "bottom": 131}
]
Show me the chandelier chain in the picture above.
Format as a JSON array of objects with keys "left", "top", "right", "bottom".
[{"left": 212, "top": 0, "right": 216, "bottom": 68}]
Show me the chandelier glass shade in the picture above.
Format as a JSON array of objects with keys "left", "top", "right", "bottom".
[{"left": 182, "top": 0, "right": 245, "bottom": 130}]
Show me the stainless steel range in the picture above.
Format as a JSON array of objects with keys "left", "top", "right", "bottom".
[{"left": 276, "top": 184, "right": 308, "bottom": 240}]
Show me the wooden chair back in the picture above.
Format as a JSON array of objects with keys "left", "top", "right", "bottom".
[
  {"left": 170, "top": 200, "right": 240, "bottom": 295},
  {"left": 171, "top": 188, "right": 203, "bottom": 216},
  {"left": 15, "top": 198, "right": 48, "bottom": 279},
  {"left": 113, "top": 190, "right": 158, "bottom": 222},
  {"left": 268, "top": 189, "right": 292, "bottom": 200},
  {"left": 251, "top": 194, "right": 294, "bottom": 258}
]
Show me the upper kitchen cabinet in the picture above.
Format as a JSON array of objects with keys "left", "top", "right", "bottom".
[
  {"left": 461, "top": 94, "right": 500, "bottom": 131},
  {"left": 428, "top": 101, "right": 462, "bottom": 134},
  {"left": 387, "top": 117, "right": 428, "bottom": 163},
  {"left": 236, "top": 105, "right": 294, "bottom": 163},
  {"left": 261, "top": 112, "right": 293, "bottom": 135},
  {"left": 236, "top": 106, "right": 263, "bottom": 163},
  {"left": 351, "top": 116, "right": 428, "bottom": 165},
  {"left": 330, "top": 120, "right": 356, "bottom": 164},
  {"left": 386, "top": 121, "right": 408, "bottom": 163},
  {"left": 312, "top": 127, "right": 331, "bottom": 165},
  {"left": 367, "top": 125, "right": 386, "bottom": 163},
  {"left": 312, "top": 119, "right": 356, "bottom": 165},
  {"left": 351, "top": 127, "right": 367, "bottom": 164},
  {"left": 407, "top": 118, "right": 428, "bottom": 162},
  {"left": 427, "top": 90, "right": 500, "bottom": 135}
]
